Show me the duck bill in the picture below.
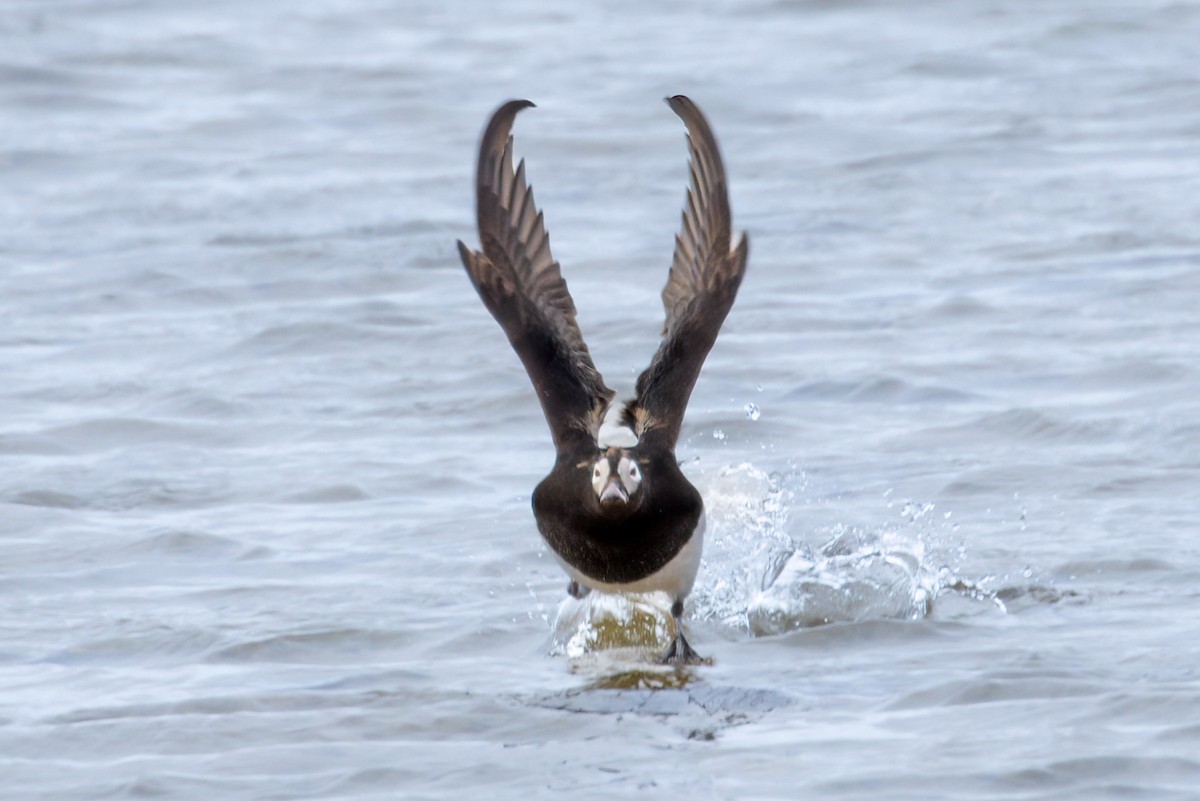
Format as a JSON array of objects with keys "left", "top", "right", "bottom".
[{"left": 599, "top": 479, "right": 628, "bottom": 509}]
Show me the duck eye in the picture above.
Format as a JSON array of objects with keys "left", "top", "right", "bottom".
[
  {"left": 630, "top": 465, "right": 639, "bottom": 479},
  {"left": 593, "top": 467, "right": 601, "bottom": 478}
]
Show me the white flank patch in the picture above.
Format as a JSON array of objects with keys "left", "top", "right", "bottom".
[{"left": 597, "top": 400, "right": 638, "bottom": 448}]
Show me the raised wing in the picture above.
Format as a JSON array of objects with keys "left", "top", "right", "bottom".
[
  {"left": 624, "top": 96, "right": 748, "bottom": 451},
  {"left": 457, "top": 100, "right": 614, "bottom": 454}
]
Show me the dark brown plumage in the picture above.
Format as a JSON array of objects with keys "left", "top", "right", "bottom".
[{"left": 457, "top": 96, "right": 747, "bottom": 665}]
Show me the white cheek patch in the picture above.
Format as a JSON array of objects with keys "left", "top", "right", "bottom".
[
  {"left": 617, "top": 456, "right": 642, "bottom": 494},
  {"left": 592, "top": 460, "right": 611, "bottom": 497}
]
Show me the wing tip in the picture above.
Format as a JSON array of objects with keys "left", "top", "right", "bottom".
[
  {"left": 665, "top": 95, "right": 725, "bottom": 182},
  {"left": 492, "top": 99, "right": 536, "bottom": 127},
  {"left": 665, "top": 95, "right": 704, "bottom": 127},
  {"left": 664, "top": 94, "right": 691, "bottom": 111},
  {"left": 479, "top": 100, "right": 537, "bottom": 171},
  {"left": 499, "top": 98, "right": 536, "bottom": 113}
]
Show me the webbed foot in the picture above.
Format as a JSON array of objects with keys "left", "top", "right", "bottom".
[
  {"left": 659, "top": 632, "right": 708, "bottom": 666},
  {"left": 660, "top": 599, "right": 711, "bottom": 666}
]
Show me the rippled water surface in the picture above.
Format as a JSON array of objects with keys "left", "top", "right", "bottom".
[{"left": 3, "top": 1, "right": 1200, "bottom": 799}]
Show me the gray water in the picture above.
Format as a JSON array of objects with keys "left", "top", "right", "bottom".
[{"left": 3, "top": 1, "right": 1200, "bottom": 798}]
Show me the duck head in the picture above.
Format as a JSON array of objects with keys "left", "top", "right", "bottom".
[{"left": 590, "top": 447, "right": 643, "bottom": 518}]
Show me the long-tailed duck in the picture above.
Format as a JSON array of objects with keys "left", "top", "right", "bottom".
[{"left": 457, "top": 96, "right": 747, "bottom": 664}]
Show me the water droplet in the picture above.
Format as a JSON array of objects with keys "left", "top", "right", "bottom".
[
  {"left": 712, "top": 429, "right": 726, "bottom": 441},
  {"left": 743, "top": 403, "right": 760, "bottom": 421}
]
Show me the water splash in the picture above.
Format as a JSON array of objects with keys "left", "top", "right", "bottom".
[
  {"left": 689, "top": 463, "right": 795, "bottom": 630},
  {"left": 746, "top": 528, "right": 931, "bottom": 635},
  {"left": 550, "top": 592, "right": 674, "bottom": 658},
  {"left": 687, "top": 465, "right": 946, "bottom": 634},
  {"left": 549, "top": 462, "right": 1007, "bottom": 658}
]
